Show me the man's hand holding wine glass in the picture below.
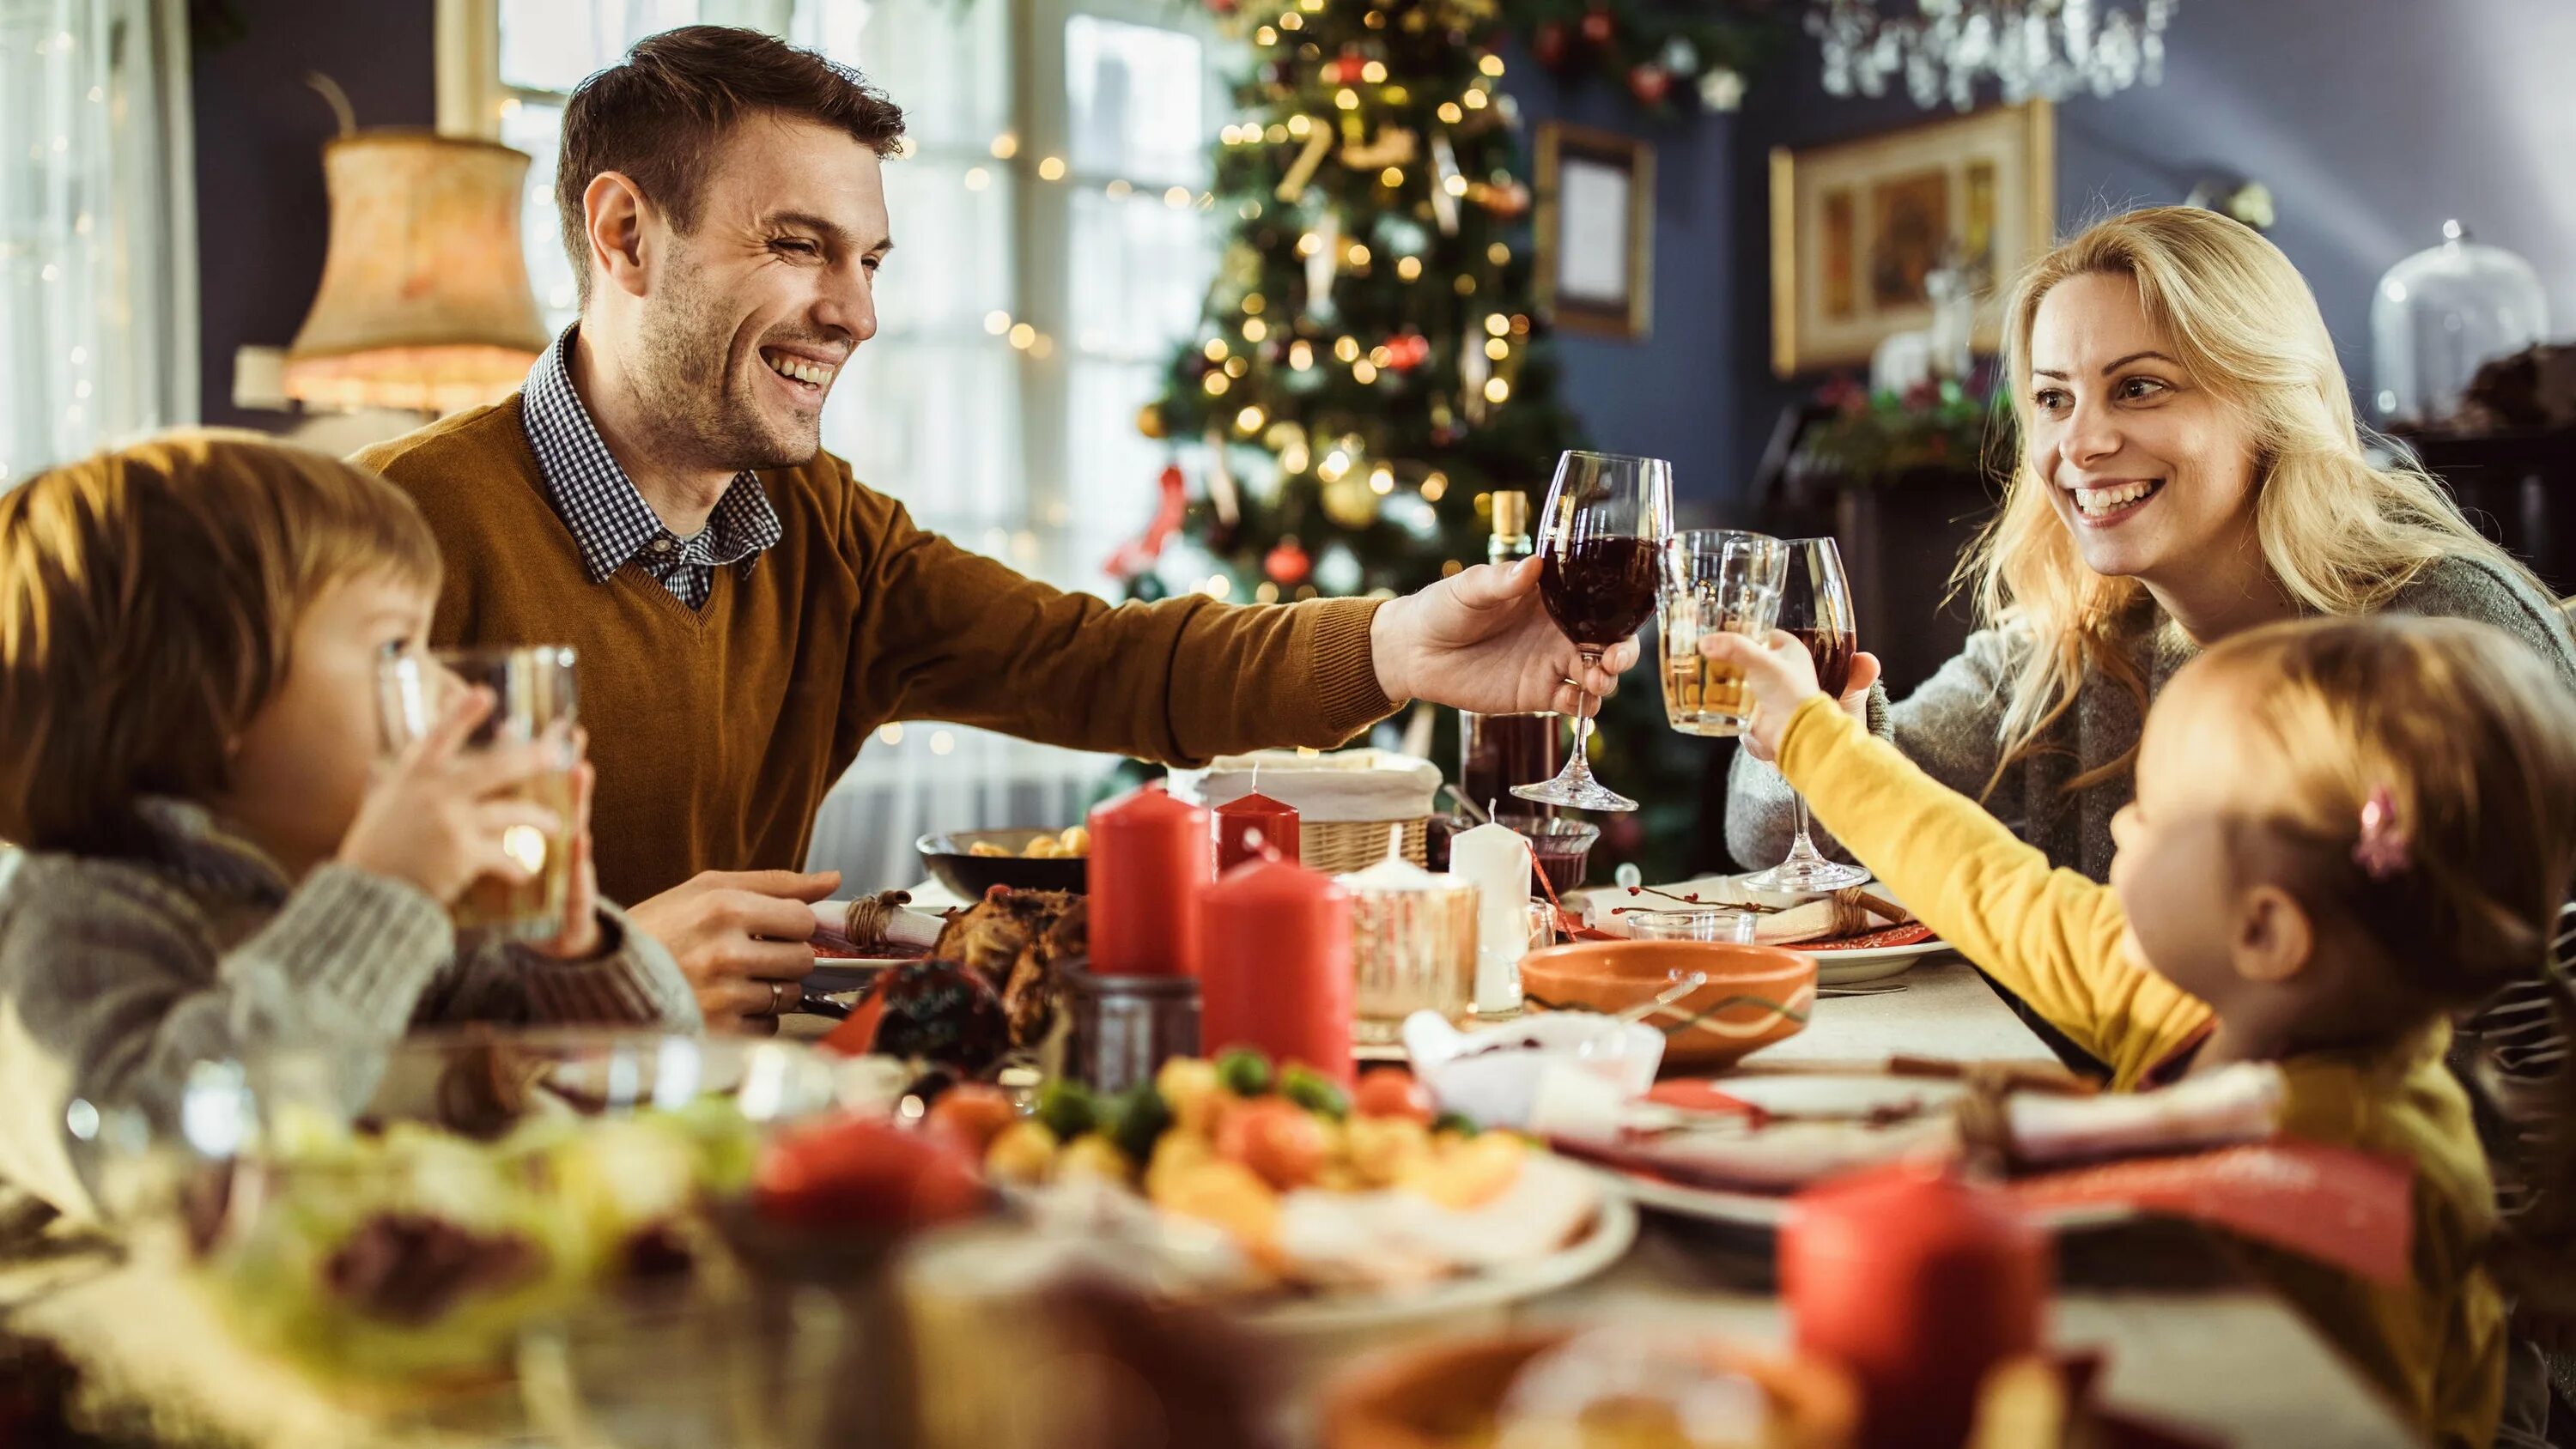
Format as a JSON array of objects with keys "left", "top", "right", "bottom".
[{"left": 1369, "top": 555, "right": 1643, "bottom": 717}]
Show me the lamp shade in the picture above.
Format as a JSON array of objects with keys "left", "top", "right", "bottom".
[{"left": 283, "top": 131, "right": 550, "bottom": 415}]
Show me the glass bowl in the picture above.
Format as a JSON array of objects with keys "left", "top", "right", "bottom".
[{"left": 89, "top": 1029, "right": 890, "bottom": 1391}]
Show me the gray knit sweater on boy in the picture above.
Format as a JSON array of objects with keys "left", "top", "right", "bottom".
[{"left": 0, "top": 797, "right": 700, "bottom": 1225}]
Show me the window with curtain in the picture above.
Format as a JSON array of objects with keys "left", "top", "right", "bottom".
[
  {"left": 459, "top": 0, "right": 1224, "bottom": 886},
  {"left": 0, "top": 0, "right": 196, "bottom": 488}
]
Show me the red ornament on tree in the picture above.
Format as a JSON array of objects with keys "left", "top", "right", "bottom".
[
  {"left": 1578, "top": 6, "right": 1616, "bottom": 45},
  {"left": 1387, "top": 331, "right": 1432, "bottom": 373},
  {"left": 1531, "top": 23, "right": 1571, "bottom": 69},
  {"left": 1627, "top": 63, "right": 1672, "bottom": 107},
  {"left": 1264, "top": 537, "right": 1313, "bottom": 586},
  {"left": 1327, "top": 50, "right": 1368, "bottom": 85},
  {"left": 1204, "top": 0, "right": 1236, "bottom": 12}
]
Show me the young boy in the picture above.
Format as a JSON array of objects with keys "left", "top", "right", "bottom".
[{"left": 0, "top": 433, "right": 698, "bottom": 1225}]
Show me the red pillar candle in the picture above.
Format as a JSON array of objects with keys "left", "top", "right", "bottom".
[
  {"left": 1087, "top": 785, "right": 1213, "bottom": 978},
  {"left": 1213, "top": 791, "right": 1301, "bottom": 872},
  {"left": 1781, "top": 1163, "right": 2049, "bottom": 1449},
  {"left": 1195, "top": 858, "right": 1353, "bottom": 1085}
]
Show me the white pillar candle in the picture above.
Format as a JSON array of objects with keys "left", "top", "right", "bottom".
[{"left": 1449, "top": 822, "right": 1531, "bottom": 1016}]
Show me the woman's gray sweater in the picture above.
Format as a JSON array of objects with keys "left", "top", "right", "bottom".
[{"left": 1725, "top": 551, "right": 2576, "bottom": 879}]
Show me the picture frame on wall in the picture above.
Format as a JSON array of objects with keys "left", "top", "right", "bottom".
[
  {"left": 1537, "top": 123, "right": 1655, "bottom": 341},
  {"left": 1769, "top": 100, "right": 2055, "bottom": 377}
]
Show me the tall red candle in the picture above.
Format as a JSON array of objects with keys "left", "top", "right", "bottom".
[
  {"left": 1195, "top": 858, "right": 1353, "bottom": 1084},
  {"left": 1782, "top": 1163, "right": 2048, "bottom": 1449},
  {"left": 1213, "top": 791, "right": 1301, "bottom": 872},
  {"left": 1087, "top": 785, "right": 1212, "bottom": 978}
]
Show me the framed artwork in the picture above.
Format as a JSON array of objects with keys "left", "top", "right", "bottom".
[
  {"left": 1537, "top": 123, "right": 1655, "bottom": 340},
  {"left": 1769, "top": 100, "right": 2055, "bottom": 377}
]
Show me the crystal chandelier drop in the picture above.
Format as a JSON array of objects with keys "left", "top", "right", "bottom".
[{"left": 1808, "top": 0, "right": 2177, "bottom": 111}]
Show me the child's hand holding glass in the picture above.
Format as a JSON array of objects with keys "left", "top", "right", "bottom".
[
  {"left": 342, "top": 682, "right": 600, "bottom": 955},
  {"left": 1697, "top": 629, "right": 1829, "bottom": 761}
]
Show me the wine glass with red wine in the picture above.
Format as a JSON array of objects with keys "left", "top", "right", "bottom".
[
  {"left": 1509, "top": 452, "right": 1674, "bottom": 813},
  {"left": 1740, "top": 537, "right": 1870, "bottom": 892}
]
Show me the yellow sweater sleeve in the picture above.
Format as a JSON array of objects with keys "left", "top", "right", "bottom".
[{"left": 1775, "top": 695, "right": 2212, "bottom": 1085}]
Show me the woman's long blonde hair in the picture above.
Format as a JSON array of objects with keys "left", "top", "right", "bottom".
[{"left": 1959, "top": 205, "right": 2543, "bottom": 790}]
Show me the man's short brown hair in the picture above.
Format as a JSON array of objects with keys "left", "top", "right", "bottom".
[
  {"left": 0, "top": 433, "right": 440, "bottom": 856},
  {"left": 556, "top": 25, "right": 908, "bottom": 304}
]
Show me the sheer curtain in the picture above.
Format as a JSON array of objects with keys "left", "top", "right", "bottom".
[{"left": 0, "top": 0, "right": 195, "bottom": 488}]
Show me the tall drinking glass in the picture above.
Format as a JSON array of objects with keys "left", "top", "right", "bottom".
[
  {"left": 1658, "top": 529, "right": 1788, "bottom": 737},
  {"left": 1510, "top": 452, "right": 1675, "bottom": 813},
  {"left": 1739, "top": 538, "right": 1869, "bottom": 893},
  {"left": 377, "top": 646, "right": 580, "bottom": 938}
]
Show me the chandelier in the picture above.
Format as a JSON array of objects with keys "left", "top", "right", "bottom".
[{"left": 1808, "top": 0, "right": 2176, "bottom": 111}]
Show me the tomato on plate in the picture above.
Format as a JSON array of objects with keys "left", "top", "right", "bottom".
[
  {"left": 1214, "top": 1099, "right": 1328, "bottom": 1191},
  {"left": 1352, "top": 1066, "right": 1434, "bottom": 1123},
  {"left": 754, "top": 1113, "right": 987, "bottom": 1230},
  {"left": 926, "top": 1083, "right": 1020, "bottom": 1155}
]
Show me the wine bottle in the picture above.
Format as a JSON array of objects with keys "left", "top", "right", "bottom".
[{"left": 1459, "top": 491, "right": 1562, "bottom": 819}]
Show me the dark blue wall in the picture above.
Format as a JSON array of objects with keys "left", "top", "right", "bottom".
[
  {"left": 1505, "top": 47, "right": 1749, "bottom": 527},
  {"left": 1718, "top": 0, "right": 2576, "bottom": 494},
  {"left": 191, "top": 0, "right": 438, "bottom": 428}
]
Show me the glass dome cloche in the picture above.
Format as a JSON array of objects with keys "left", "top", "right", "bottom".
[{"left": 2371, "top": 220, "right": 2552, "bottom": 427}]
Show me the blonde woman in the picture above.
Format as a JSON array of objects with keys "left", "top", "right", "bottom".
[{"left": 1724, "top": 204, "right": 2575, "bottom": 1442}]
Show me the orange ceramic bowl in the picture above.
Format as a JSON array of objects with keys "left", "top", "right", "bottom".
[
  {"left": 1322, "top": 1327, "right": 1858, "bottom": 1449},
  {"left": 1518, "top": 939, "right": 1816, "bottom": 1070}
]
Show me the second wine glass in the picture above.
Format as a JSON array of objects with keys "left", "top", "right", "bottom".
[
  {"left": 1738, "top": 537, "right": 1870, "bottom": 893},
  {"left": 1510, "top": 451, "right": 1674, "bottom": 813}
]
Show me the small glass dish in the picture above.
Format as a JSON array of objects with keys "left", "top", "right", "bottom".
[
  {"left": 1619, "top": 906, "right": 1763, "bottom": 943},
  {"left": 1501, "top": 815, "right": 1601, "bottom": 895}
]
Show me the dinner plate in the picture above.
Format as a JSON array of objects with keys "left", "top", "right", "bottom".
[
  {"left": 1804, "top": 935, "right": 1953, "bottom": 985},
  {"left": 1248, "top": 1191, "right": 1638, "bottom": 1337},
  {"left": 805, "top": 957, "right": 905, "bottom": 996},
  {"left": 1598, "top": 1163, "right": 2129, "bottom": 1234}
]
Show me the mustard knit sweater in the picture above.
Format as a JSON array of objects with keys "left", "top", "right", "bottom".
[{"left": 358, "top": 400, "right": 1396, "bottom": 903}]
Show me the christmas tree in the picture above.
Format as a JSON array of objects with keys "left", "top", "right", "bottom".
[
  {"left": 1133, "top": 0, "right": 1584, "bottom": 603},
  {"left": 1128, "top": 0, "right": 1771, "bottom": 876}
]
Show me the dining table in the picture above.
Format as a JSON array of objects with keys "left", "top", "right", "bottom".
[
  {"left": 859, "top": 878, "right": 2419, "bottom": 1449},
  {"left": 0, "top": 883, "right": 2420, "bottom": 1448}
]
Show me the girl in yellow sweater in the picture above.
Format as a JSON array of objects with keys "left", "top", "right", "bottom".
[{"left": 1706, "top": 614, "right": 2576, "bottom": 1448}]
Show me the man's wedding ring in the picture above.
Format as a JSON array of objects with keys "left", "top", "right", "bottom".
[{"left": 769, "top": 979, "right": 790, "bottom": 1016}]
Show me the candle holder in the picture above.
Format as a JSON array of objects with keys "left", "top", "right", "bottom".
[
  {"left": 1340, "top": 875, "right": 1478, "bottom": 1045},
  {"left": 1062, "top": 964, "right": 1200, "bottom": 1096}
]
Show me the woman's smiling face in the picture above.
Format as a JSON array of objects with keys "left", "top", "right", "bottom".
[{"left": 2026, "top": 270, "right": 2263, "bottom": 586}]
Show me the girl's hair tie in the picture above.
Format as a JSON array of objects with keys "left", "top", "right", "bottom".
[{"left": 2352, "top": 785, "right": 2412, "bottom": 880}]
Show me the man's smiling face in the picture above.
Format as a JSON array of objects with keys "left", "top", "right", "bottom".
[{"left": 625, "top": 112, "right": 892, "bottom": 472}]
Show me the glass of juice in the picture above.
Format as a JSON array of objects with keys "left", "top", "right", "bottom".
[
  {"left": 376, "top": 646, "right": 580, "bottom": 939},
  {"left": 1658, "top": 529, "right": 1788, "bottom": 737}
]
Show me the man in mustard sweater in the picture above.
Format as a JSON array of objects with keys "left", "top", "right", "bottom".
[{"left": 358, "top": 26, "right": 1631, "bottom": 1031}]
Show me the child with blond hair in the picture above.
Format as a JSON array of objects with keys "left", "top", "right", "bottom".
[
  {"left": 0, "top": 433, "right": 697, "bottom": 1226},
  {"left": 1709, "top": 613, "right": 2576, "bottom": 1448}
]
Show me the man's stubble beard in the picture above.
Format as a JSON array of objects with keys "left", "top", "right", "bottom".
[{"left": 623, "top": 256, "right": 823, "bottom": 476}]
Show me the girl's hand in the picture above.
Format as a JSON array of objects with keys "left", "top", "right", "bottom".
[
  {"left": 1698, "top": 630, "right": 1834, "bottom": 761},
  {"left": 339, "top": 688, "right": 567, "bottom": 906},
  {"left": 1732, "top": 649, "right": 1880, "bottom": 765},
  {"left": 530, "top": 744, "right": 603, "bottom": 961}
]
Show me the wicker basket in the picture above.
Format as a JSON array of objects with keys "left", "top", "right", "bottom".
[{"left": 1303, "top": 817, "right": 1429, "bottom": 873}]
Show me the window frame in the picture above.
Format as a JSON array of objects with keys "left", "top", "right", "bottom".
[{"left": 438, "top": 0, "right": 1230, "bottom": 591}]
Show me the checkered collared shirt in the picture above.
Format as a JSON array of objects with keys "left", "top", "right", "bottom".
[{"left": 518, "top": 327, "right": 784, "bottom": 609}]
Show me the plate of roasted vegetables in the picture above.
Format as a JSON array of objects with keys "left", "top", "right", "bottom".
[{"left": 916, "top": 1046, "right": 1633, "bottom": 1334}]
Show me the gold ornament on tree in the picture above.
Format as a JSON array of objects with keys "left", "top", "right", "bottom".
[
  {"left": 1320, "top": 470, "right": 1382, "bottom": 528},
  {"left": 1137, "top": 402, "right": 1170, "bottom": 440}
]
